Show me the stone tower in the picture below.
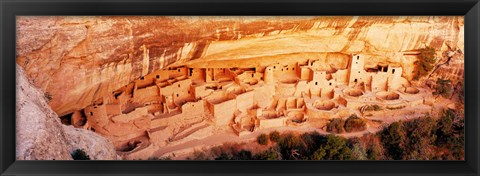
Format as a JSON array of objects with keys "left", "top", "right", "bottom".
[
  {"left": 264, "top": 66, "right": 275, "bottom": 84},
  {"left": 348, "top": 54, "right": 365, "bottom": 86}
]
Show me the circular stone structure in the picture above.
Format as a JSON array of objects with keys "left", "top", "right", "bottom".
[
  {"left": 376, "top": 91, "right": 400, "bottom": 100},
  {"left": 403, "top": 87, "right": 420, "bottom": 94},
  {"left": 313, "top": 100, "right": 336, "bottom": 110},
  {"left": 344, "top": 88, "right": 363, "bottom": 97}
]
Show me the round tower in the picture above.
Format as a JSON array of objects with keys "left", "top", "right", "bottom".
[{"left": 264, "top": 66, "right": 275, "bottom": 84}]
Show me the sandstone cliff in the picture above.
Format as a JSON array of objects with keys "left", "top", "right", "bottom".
[
  {"left": 15, "top": 16, "right": 464, "bottom": 116},
  {"left": 16, "top": 64, "right": 118, "bottom": 160}
]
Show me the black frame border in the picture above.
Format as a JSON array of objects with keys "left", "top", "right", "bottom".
[{"left": 1, "top": 0, "right": 479, "bottom": 176}]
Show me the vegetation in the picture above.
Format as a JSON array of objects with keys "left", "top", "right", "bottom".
[
  {"left": 147, "top": 156, "right": 172, "bottom": 160},
  {"left": 413, "top": 47, "right": 436, "bottom": 80},
  {"left": 364, "top": 104, "right": 382, "bottom": 111},
  {"left": 257, "top": 133, "right": 269, "bottom": 145},
  {"left": 434, "top": 78, "right": 452, "bottom": 98},
  {"left": 190, "top": 109, "right": 463, "bottom": 160},
  {"left": 344, "top": 114, "right": 367, "bottom": 133},
  {"left": 269, "top": 131, "right": 281, "bottom": 142},
  {"left": 44, "top": 91, "right": 53, "bottom": 102},
  {"left": 326, "top": 118, "right": 345, "bottom": 133},
  {"left": 71, "top": 149, "right": 90, "bottom": 160},
  {"left": 327, "top": 114, "right": 367, "bottom": 133}
]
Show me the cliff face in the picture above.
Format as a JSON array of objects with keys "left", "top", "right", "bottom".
[
  {"left": 16, "top": 16, "right": 464, "bottom": 116},
  {"left": 16, "top": 64, "right": 118, "bottom": 160}
]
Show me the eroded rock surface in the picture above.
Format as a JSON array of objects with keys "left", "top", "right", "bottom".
[{"left": 16, "top": 64, "right": 117, "bottom": 160}]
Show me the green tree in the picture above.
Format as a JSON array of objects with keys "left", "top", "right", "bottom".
[
  {"left": 277, "top": 133, "right": 307, "bottom": 160},
  {"left": 381, "top": 122, "right": 406, "bottom": 160},
  {"left": 414, "top": 47, "right": 436, "bottom": 80},
  {"left": 231, "top": 150, "right": 253, "bottom": 160},
  {"left": 254, "top": 147, "right": 282, "bottom": 160},
  {"left": 403, "top": 116, "right": 436, "bottom": 160},
  {"left": 312, "top": 135, "right": 352, "bottom": 160}
]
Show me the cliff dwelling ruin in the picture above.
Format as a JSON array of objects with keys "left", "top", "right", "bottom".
[
  {"left": 63, "top": 53, "right": 436, "bottom": 159},
  {"left": 15, "top": 16, "right": 464, "bottom": 160}
]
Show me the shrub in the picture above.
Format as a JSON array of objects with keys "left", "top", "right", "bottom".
[
  {"left": 414, "top": 47, "right": 436, "bottom": 80},
  {"left": 363, "top": 104, "right": 382, "bottom": 111},
  {"left": 326, "top": 118, "right": 345, "bottom": 133},
  {"left": 71, "top": 149, "right": 90, "bottom": 160},
  {"left": 269, "top": 131, "right": 281, "bottom": 142},
  {"left": 381, "top": 122, "right": 406, "bottom": 160},
  {"left": 257, "top": 134, "right": 269, "bottom": 145},
  {"left": 44, "top": 92, "right": 53, "bottom": 102},
  {"left": 312, "top": 134, "right": 352, "bottom": 160},
  {"left": 254, "top": 147, "right": 282, "bottom": 160},
  {"left": 231, "top": 150, "right": 253, "bottom": 160},
  {"left": 148, "top": 156, "right": 172, "bottom": 160},
  {"left": 344, "top": 114, "right": 367, "bottom": 133},
  {"left": 277, "top": 133, "right": 308, "bottom": 160},
  {"left": 434, "top": 78, "right": 452, "bottom": 98}
]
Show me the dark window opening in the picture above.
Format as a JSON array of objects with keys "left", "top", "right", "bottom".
[
  {"left": 329, "top": 83, "right": 332, "bottom": 86},
  {"left": 140, "top": 77, "right": 144, "bottom": 80},
  {"left": 357, "top": 56, "right": 359, "bottom": 60},
  {"left": 178, "top": 69, "right": 181, "bottom": 72},
  {"left": 178, "top": 84, "right": 180, "bottom": 88},
  {"left": 252, "top": 74, "right": 254, "bottom": 77},
  {"left": 176, "top": 94, "right": 179, "bottom": 97},
  {"left": 383, "top": 66, "right": 388, "bottom": 72},
  {"left": 90, "top": 112, "right": 93, "bottom": 116},
  {"left": 60, "top": 113, "right": 73, "bottom": 125},
  {"left": 91, "top": 128, "right": 96, "bottom": 132},
  {"left": 273, "top": 66, "right": 276, "bottom": 69},
  {"left": 292, "top": 68, "right": 294, "bottom": 70},
  {"left": 156, "top": 75, "right": 160, "bottom": 79},
  {"left": 392, "top": 69, "right": 395, "bottom": 74},
  {"left": 286, "top": 68, "right": 289, "bottom": 70},
  {"left": 358, "top": 71, "right": 360, "bottom": 73},
  {"left": 354, "top": 79, "right": 358, "bottom": 83},
  {"left": 189, "top": 68, "right": 193, "bottom": 76},
  {"left": 315, "top": 82, "right": 318, "bottom": 85},
  {"left": 188, "top": 91, "right": 190, "bottom": 94}
]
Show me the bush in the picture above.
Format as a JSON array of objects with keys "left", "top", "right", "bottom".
[
  {"left": 257, "top": 134, "right": 269, "bottom": 145},
  {"left": 231, "top": 150, "right": 253, "bottom": 160},
  {"left": 344, "top": 114, "right": 367, "bottom": 133},
  {"left": 277, "top": 133, "right": 308, "bottom": 160},
  {"left": 363, "top": 104, "right": 382, "bottom": 112},
  {"left": 381, "top": 122, "right": 406, "bottom": 160},
  {"left": 269, "top": 131, "right": 281, "bottom": 142},
  {"left": 326, "top": 118, "right": 345, "bottom": 133},
  {"left": 71, "top": 149, "right": 90, "bottom": 160},
  {"left": 434, "top": 78, "right": 452, "bottom": 98},
  {"left": 254, "top": 147, "right": 281, "bottom": 160},
  {"left": 312, "top": 134, "right": 352, "bottom": 160},
  {"left": 44, "top": 92, "right": 53, "bottom": 102},
  {"left": 414, "top": 47, "right": 436, "bottom": 80}
]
